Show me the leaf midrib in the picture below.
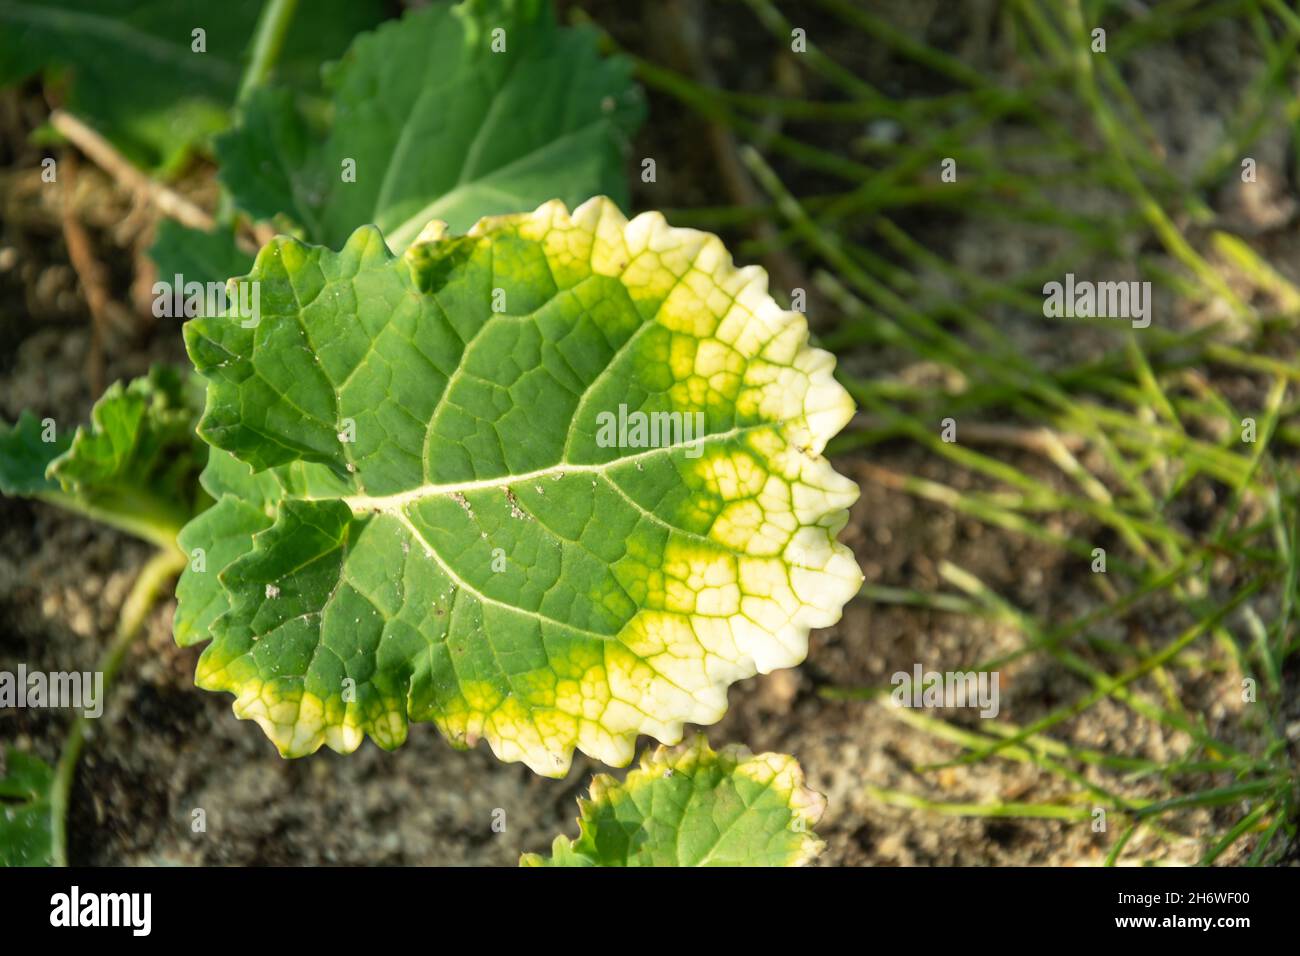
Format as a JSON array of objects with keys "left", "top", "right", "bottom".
[{"left": 335, "top": 424, "right": 753, "bottom": 513}]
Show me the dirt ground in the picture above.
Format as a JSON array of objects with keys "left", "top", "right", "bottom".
[{"left": 2, "top": 0, "right": 1296, "bottom": 865}]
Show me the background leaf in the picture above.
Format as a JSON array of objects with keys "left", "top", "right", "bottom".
[
  {"left": 177, "top": 197, "right": 860, "bottom": 775},
  {"left": 0, "top": 0, "right": 386, "bottom": 173},
  {"left": 521, "top": 736, "right": 826, "bottom": 866},
  {"left": 216, "top": 0, "right": 645, "bottom": 250},
  {"left": 0, "top": 410, "right": 70, "bottom": 495},
  {"left": 149, "top": 220, "right": 254, "bottom": 292},
  {"left": 0, "top": 748, "right": 55, "bottom": 867}
]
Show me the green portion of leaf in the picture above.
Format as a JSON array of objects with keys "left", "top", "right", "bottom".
[
  {"left": 174, "top": 449, "right": 280, "bottom": 647},
  {"left": 216, "top": 0, "right": 644, "bottom": 250},
  {"left": 0, "top": 410, "right": 70, "bottom": 495},
  {"left": 177, "top": 197, "right": 860, "bottom": 775},
  {"left": 149, "top": 220, "right": 254, "bottom": 292},
  {"left": 0, "top": 748, "right": 55, "bottom": 867},
  {"left": 522, "top": 736, "right": 826, "bottom": 866},
  {"left": 0, "top": 0, "right": 385, "bottom": 172}
]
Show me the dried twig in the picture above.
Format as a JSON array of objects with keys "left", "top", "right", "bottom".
[
  {"left": 59, "top": 152, "right": 111, "bottom": 396},
  {"left": 50, "top": 110, "right": 214, "bottom": 232},
  {"left": 50, "top": 108, "right": 274, "bottom": 257}
]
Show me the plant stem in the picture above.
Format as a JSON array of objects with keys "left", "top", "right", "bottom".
[
  {"left": 237, "top": 0, "right": 301, "bottom": 108},
  {"left": 36, "top": 490, "right": 185, "bottom": 553},
  {"left": 50, "top": 546, "right": 186, "bottom": 866}
]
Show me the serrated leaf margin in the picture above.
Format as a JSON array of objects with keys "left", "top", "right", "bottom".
[{"left": 521, "top": 734, "right": 827, "bottom": 866}]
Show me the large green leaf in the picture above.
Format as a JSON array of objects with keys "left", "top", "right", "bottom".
[
  {"left": 0, "top": 748, "right": 55, "bottom": 867},
  {"left": 522, "top": 736, "right": 826, "bottom": 866},
  {"left": 0, "top": 0, "right": 385, "bottom": 172},
  {"left": 0, "top": 366, "right": 208, "bottom": 548},
  {"left": 178, "top": 197, "right": 861, "bottom": 775},
  {"left": 216, "top": 0, "right": 644, "bottom": 251}
]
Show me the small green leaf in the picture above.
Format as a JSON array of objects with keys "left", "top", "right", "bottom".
[
  {"left": 1, "top": 366, "right": 208, "bottom": 548},
  {"left": 50, "top": 365, "right": 208, "bottom": 531},
  {"left": 216, "top": 0, "right": 644, "bottom": 250},
  {"left": 0, "top": 748, "right": 55, "bottom": 867},
  {"left": 0, "top": 410, "right": 70, "bottom": 495},
  {"left": 0, "top": 0, "right": 385, "bottom": 172},
  {"left": 178, "top": 197, "right": 861, "bottom": 775},
  {"left": 522, "top": 736, "right": 826, "bottom": 866}
]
